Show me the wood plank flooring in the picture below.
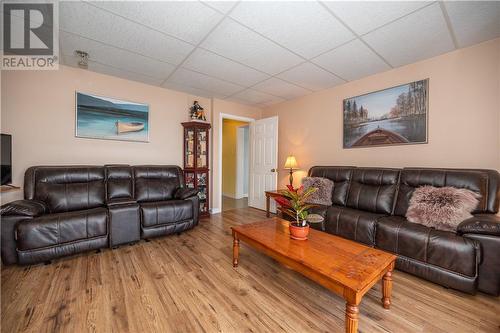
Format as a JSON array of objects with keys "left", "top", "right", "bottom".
[{"left": 2, "top": 207, "right": 499, "bottom": 333}]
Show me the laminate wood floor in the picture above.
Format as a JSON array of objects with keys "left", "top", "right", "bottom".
[{"left": 2, "top": 208, "right": 499, "bottom": 333}]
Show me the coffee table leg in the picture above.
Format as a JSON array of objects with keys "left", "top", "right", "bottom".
[
  {"left": 232, "top": 233, "right": 240, "bottom": 267},
  {"left": 345, "top": 303, "right": 359, "bottom": 333},
  {"left": 382, "top": 269, "right": 393, "bottom": 309}
]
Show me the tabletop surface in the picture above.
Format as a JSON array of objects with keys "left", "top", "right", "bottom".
[{"left": 232, "top": 217, "right": 397, "bottom": 291}]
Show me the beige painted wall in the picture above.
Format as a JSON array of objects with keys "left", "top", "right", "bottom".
[
  {"left": 0, "top": 64, "right": 213, "bottom": 203},
  {"left": 211, "top": 99, "right": 262, "bottom": 212},
  {"left": 222, "top": 119, "right": 249, "bottom": 198},
  {"left": 262, "top": 38, "right": 500, "bottom": 188}
]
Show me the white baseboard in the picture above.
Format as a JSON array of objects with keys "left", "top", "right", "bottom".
[{"left": 210, "top": 208, "right": 221, "bottom": 214}]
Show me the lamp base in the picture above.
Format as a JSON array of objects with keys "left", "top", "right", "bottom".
[{"left": 289, "top": 169, "right": 294, "bottom": 187}]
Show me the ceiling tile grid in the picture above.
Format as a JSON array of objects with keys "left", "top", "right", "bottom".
[
  {"left": 168, "top": 68, "right": 244, "bottom": 98},
  {"left": 229, "top": 89, "right": 286, "bottom": 106},
  {"left": 443, "top": 1, "right": 500, "bottom": 48},
  {"left": 200, "top": 18, "right": 304, "bottom": 75},
  {"left": 230, "top": 1, "right": 354, "bottom": 58},
  {"left": 61, "top": 55, "right": 164, "bottom": 87},
  {"left": 277, "top": 62, "right": 345, "bottom": 91},
  {"left": 56, "top": 1, "right": 500, "bottom": 107},
  {"left": 323, "top": 1, "right": 431, "bottom": 35},
  {"left": 181, "top": 48, "right": 271, "bottom": 87},
  {"left": 312, "top": 39, "right": 391, "bottom": 81},
  {"left": 60, "top": 1, "right": 194, "bottom": 65},
  {"left": 252, "top": 78, "right": 312, "bottom": 100},
  {"left": 361, "top": 2, "right": 456, "bottom": 67},
  {"left": 60, "top": 32, "right": 176, "bottom": 80},
  {"left": 88, "top": 1, "right": 224, "bottom": 44}
]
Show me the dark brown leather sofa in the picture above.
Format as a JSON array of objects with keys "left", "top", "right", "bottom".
[
  {"left": 0, "top": 165, "right": 199, "bottom": 266},
  {"left": 308, "top": 166, "right": 500, "bottom": 296}
]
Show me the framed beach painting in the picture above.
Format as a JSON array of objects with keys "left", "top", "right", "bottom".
[
  {"left": 343, "top": 79, "right": 428, "bottom": 148},
  {"left": 76, "top": 92, "right": 149, "bottom": 142}
]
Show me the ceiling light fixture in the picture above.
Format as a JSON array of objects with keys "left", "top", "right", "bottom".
[{"left": 75, "top": 50, "right": 89, "bottom": 69}]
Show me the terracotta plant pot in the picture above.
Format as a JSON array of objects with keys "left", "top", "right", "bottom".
[{"left": 289, "top": 223, "right": 310, "bottom": 240}]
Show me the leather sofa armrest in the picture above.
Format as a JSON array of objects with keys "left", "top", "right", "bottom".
[
  {"left": 0, "top": 200, "right": 47, "bottom": 217},
  {"left": 175, "top": 188, "right": 199, "bottom": 200},
  {"left": 457, "top": 214, "right": 500, "bottom": 236},
  {"left": 106, "top": 197, "right": 137, "bottom": 207}
]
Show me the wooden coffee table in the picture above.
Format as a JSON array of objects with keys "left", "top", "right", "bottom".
[{"left": 231, "top": 218, "right": 397, "bottom": 333}]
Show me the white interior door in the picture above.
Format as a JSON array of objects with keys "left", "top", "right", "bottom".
[{"left": 248, "top": 116, "right": 278, "bottom": 211}]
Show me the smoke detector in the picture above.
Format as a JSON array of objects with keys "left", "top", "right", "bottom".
[{"left": 75, "top": 50, "right": 89, "bottom": 69}]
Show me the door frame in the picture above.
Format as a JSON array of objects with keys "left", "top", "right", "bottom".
[{"left": 218, "top": 113, "right": 255, "bottom": 212}]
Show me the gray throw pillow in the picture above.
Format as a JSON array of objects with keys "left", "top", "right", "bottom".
[
  {"left": 301, "top": 177, "right": 334, "bottom": 206},
  {"left": 406, "top": 185, "right": 480, "bottom": 232}
]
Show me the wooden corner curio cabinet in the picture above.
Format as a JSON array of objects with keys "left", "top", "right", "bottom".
[{"left": 182, "top": 121, "right": 211, "bottom": 216}]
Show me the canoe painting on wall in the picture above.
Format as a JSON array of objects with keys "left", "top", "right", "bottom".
[
  {"left": 76, "top": 92, "right": 149, "bottom": 142},
  {"left": 343, "top": 79, "right": 428, "bottom": 148}
]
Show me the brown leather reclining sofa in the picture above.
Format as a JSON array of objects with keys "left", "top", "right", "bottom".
[
  {"left": 1, "top": 165, "right": 199, "bottom": 266},
  {"left": 308, "top": 166, "right": 500, "bottom": 296}
]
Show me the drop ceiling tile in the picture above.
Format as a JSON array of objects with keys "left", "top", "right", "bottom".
[
  {"left": 60, "top": 32, "right": 175, "bottom": 80},
  {"left": 167, "top": 68, "right": 244, "bottom": 97},
  {"left": 62, "top": 55, "right": 164, "bottom": 86},
  {"left": 312, "top": 39, "right": 391, "bottom": 81},
  {"left": 444, "top": 1, "right": 500, "bottom": 48},
  {"left": 60, "top": 1, "right": 194, "bottom": 65},
  {"left": 162, "top": 82, "right": 213, "bottom": 99},
  {"left": 88, "top": 1, "right": 222, "bottom": 44},
  {"left": 230, "top": 89, "right": 285, "bottom": 105},
  {"left": 277, "top": 62, "right": 345, "bottom": 91},
  {"left": 201, "top": 1, "right": 237, "bottom": 14},
  {"left": 323, "top": 1, "right": 430, "bottom": 35},
  {"left": 182, "top": 48, "right": 270, "bottom": 86},
  {"left": 253, "top": 78, "right": 311, "bottom": 100},
  {"left": 362, "top": 3, "right": 455, "bottom": 67},
  {"left": 230, "top": 1, "right": 354, "bottom": 58},
  {"left": 200, "top": 19, "right": 303, "bottom": 75}
]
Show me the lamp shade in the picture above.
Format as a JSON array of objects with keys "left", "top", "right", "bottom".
[{"left": 284, "top": 155, "right": 299, "bottom": 169}]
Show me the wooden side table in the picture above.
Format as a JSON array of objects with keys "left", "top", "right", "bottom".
[{"left": 264, "top": 190, "right": 284, "bottom": 217}]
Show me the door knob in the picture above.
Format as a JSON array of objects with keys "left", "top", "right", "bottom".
[{"left": 271, "top": 168, "right": 276, "bottom": 172}]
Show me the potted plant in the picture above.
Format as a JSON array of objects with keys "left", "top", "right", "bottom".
[{"left": 273, "top": 185, "right": 317, "bottom": 240}]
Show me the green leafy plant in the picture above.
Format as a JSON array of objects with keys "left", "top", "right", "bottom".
[{"left": 273, "top": 185, "right": 317, "bottom": 227}]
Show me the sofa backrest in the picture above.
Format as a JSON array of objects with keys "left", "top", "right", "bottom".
[
  {"left": 105, "top": 165, "right": 134, "bottom": 200},
  {"left": 308, "top": 166, "right": 355, "bottom": 206},
  {"left": 24, "top": 166, "right": 105, "bottom": 213},
  {"left": 346, "top": 168, "right": 400, "bottom": 214},
  {"left": 394, "top": 168, "right": 499, "bottom": 216},
  {"left": 133, "top": 166, "right": 183, "bottom": 203}
]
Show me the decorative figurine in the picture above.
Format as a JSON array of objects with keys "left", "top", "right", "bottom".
[{"left": 190, "top": 101, "right": 206, "bottom": 121}]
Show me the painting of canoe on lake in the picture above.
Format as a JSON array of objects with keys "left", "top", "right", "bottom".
[
  {"left": 343, "top": 79, "right": 428, "bottom": 148},
  {"left": 76, "top": 92, "right": 149, "bottom": 142}
]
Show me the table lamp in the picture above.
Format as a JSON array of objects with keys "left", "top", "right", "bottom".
[{"left": 284, "top": 155, "right": 299, "bottom": 186}]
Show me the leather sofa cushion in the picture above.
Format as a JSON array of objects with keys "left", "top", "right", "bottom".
[
  {"left": 26, "top": 166, "right": 105, "bottom": 213},
  {"left": 394, "top": 168, "right": 489, "bottom": 216},
  {"left": 134, "top": 166, "right": 183, "bottom": 202},
  {"left": 105, "top": 165, "right": 134, "bottom": 200},
  {"left": 308, "top": 166, "right": 354, "bottom": 206},
  {"left": 16, "top": 208, "right": 108, "bottom": 251},
  {"left": 346, "top": 168, "right": 400, "bottom": 214},
  {"left": 376, "top": 216, "right": 480, "bottom": 277},
  {"left": 324, "top": 205, "right": 382, "bottom": 246},
  {"left": 140, "top": 200, "right": 193, "bottom": 227}
]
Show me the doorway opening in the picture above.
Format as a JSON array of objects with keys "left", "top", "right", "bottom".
[{"left": 222, "top": 118, "right": 250, "bottom": 212}]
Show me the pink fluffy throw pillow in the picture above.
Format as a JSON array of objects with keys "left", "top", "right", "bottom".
[{"left": 406, "top": 186, "right": 480, "bottom": 232}]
